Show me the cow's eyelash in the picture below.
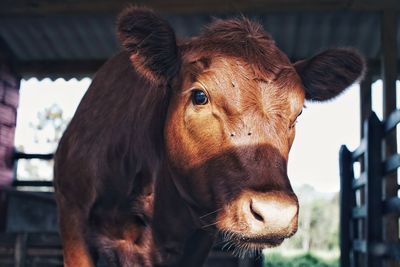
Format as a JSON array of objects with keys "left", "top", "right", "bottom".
[
  {"left": 289, "top": 110, "right": 302, "bottom": 129},
  {"left": 297, "top": 109, "right": 303, "bottom": 117}
]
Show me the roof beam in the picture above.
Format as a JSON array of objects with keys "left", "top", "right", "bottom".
[
  {"left": 15, "top": 59, "right": 105, "bottom": 79},
  {"left": 14, "top": 58, "right": 400, "bottom": 80},
  {"left": 0, "top": 0, "right": 399, "bottom": 16}
]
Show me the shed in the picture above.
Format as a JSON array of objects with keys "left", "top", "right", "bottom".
[{"left": 0, "top": 1, "right": 399, "bottom": 266}]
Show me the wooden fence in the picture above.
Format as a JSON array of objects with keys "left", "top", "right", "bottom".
[{"left": 340, "top": 110, "right": 400, "bottom": 266}]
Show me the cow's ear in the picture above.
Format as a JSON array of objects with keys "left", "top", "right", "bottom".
[
  {"left": 117, "top": 6, "right": 180, "bottom": 86},
  {"left": 294, "top": 48, "right": 366, "bottom": 101}
]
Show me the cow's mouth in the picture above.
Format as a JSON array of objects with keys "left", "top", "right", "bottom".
[
  {"left": 237, "top": 235, "right": 284, "bottom": 247},
  {"left": 221, "top": 231, "right": 285, "bottom": 254}
]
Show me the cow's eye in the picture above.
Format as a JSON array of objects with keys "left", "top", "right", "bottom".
[{"left": 192, "top": 90, "right": 208, "bottom": 105}]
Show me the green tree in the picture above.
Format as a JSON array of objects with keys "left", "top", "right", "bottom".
[
  {"left": 279, "top": 185, "right": 339, "bottom": 252},
  {"left": 30, "top": 103, "right": 68, "bottom": 150}
]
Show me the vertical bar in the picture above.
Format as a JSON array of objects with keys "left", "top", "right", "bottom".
[
  {"left": 340, "top": 145, "right": 353, "bottom": 267},
  {"left": 380, "top": 10, "right": 398, "bottom": 266},
  {"left": 359, "top": 75, "right": 373, "bottom": 267},
  {"left": 360, "top": 74, "right": 372, "bottom": 139},
  {"left": 14, "top": 233, "right": 27, "bottom": 267},
  {"left": 381, "top": 11, "right": 398, "bottom": 120},
  {"left": 365, "top": 113, "right": 383, "bottom": 267}
]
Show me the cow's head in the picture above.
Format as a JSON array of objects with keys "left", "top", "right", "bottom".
[{"left": 118, "top": 7, "right": 365, "bottom": 252}]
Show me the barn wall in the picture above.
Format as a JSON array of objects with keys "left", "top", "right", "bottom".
[{"left": 0, "top": 56, "right": 20, "bottom": 186}]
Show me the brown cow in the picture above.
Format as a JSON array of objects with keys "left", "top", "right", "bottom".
[{"left": 54, "top": 6, "right": 365, "bottom": 267}]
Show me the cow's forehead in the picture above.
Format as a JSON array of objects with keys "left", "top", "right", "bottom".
[
  {"left": 180, "top": 18, "right": 294, "bottom": 83},
  {"left": 186, "top": 56, "right": 302, "bottom": 96}
]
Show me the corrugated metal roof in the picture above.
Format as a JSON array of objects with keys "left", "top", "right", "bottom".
[
  {"left": 0, "top": 11, "right": 398, "bottom": 79},
  {"left": 0, "top": 15, "right": 119, "bottom": 61}
]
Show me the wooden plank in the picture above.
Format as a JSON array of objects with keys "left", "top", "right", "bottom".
[
  {"left": 352, "top": 140, "right": 366, "bottom": 161},
  {"left": 0, "top": 233, "right": 63, "bottom": 267},
  {"left": 382, "top": 243, "right": 400, "bottom": 260},
  {"left": 370, "top": 242, "right": 400, "bottom": 260},
  {"left": 383, "top": 109, "right": 400, "bottom": 134},
  {"left": 13, "top": 152, "right": 53, "bottom": 161},
  {"left": 26, "top": 248, "right": 62, "bottom": 256},
  {"left": 27, "top": 233, "right": 61, "bottom": 248},
  {"left": 382, "top": 197, "right": 400, "bottom": 215},
  {"left": 369, "top": 242, "right": 388, "bottom": 257},
  {"left": 382, "top": 154, "right": 400, "bottom": 175},
  {"left": 0, "top": 233, "right": 61, "bottom": 248},
  {"left": 352, "top": 206, "right": 367, "bottom": 218},
  {"left": 11, "top": 181, "right": 53, "bottom": 187},
  {"left": 353, "top": 239, "right": 367, "bottom": 253},
  {"left": 352, "top": 172, "right": 367, "bottom": 189}
]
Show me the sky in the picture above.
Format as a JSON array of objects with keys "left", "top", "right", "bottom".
[{"left": 15, "top": 79, "right": 399, "bottom": 192}]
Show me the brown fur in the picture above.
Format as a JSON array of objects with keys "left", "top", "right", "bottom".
[
  {"left": 294, "top": 48, "right": 365, "bottom": 101},
  {"left": 117, "top": 6, "right": 180, "bottom": 86},
  {"left": 54, "top": 6, "right": 365, "bottom": 267}
]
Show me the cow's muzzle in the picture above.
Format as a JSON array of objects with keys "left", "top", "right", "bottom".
[{"left": 217, "top": 190, "right": 298, "bottom": 249}]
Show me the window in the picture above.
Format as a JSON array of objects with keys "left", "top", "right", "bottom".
[{"left": 14, "top": 78, "right": 90, "bottom": 185}]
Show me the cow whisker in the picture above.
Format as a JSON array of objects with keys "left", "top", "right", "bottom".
[
  {"left": 217, "top": 229, "right": 263, "bottom": 258},
  {"left": 200, "top": 220, "right": 222, "bottom": 229},
  {"left": 199, "top": 208, "right": 223, "bottom": 219},
  {"left": 222, "top": 239, "right": 235, "bottom": 252}
]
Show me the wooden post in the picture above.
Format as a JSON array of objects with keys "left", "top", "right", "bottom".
[
  {"left": 339, "top": 145, "right": 353, "bottom": 267},
  {"left": 380, "top": 10, "right": 398, "bottom": 267},
  {"left": 365, "top": 113, "right": 383, "bottom": 267},
  {"left": 360, "top": 74, "right": 372, "bottom": 139},
  {"left": 359, "top": 73, "right": 372, "bottom": 266},
  {"left": 14, "top": 233, "right": 27, "bottom": 267}
]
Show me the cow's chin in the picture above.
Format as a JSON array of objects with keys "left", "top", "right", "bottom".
[
  {"left": 221, "top": 230, "right": 285, "bottom": 249},
  {"left": 214, "top": 216, "right": 297, "bottom": 256},
  {"left": 216, "top": 229, "right": 286, "bottom": 258}
]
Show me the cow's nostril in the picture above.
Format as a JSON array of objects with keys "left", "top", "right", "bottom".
[
  {"left": 250, "top": 199, "right": 264, "bottom": 222},
  {"left": 246, "top": 195, "right": 298, "bottom": 236}
]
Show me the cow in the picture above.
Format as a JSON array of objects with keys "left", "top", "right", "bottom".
[{"left": 54, "top": 6, "right": 365, "bottom": 267}]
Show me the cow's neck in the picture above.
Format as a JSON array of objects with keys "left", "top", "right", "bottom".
[{"left": 151, "top": 166, "right": 215, "bottom": 266}]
